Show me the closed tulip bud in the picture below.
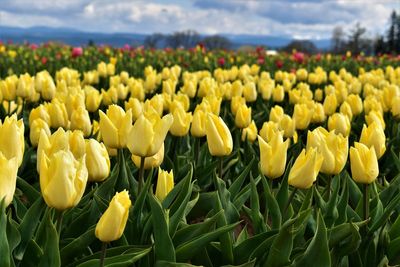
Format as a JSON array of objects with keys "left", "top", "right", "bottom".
[
  {"left": 235, "top": 104, "right": 251, "bottom": 129},
  {"left": 293, "top": 104, "right": 312, "bottom": 130},
  {"left": 0, "top": 77, "right": 17, "bottom": 101},
  {"left": 311, "top": 102, "right": 326, "bottom": 123},
  {"left": 170, "top": 104, "right": 192, "bottom": 136},
  {"left": 48, "top": 99, "right": 69, "bottom": 129},
  {"left": 29, "top": 105, "right": 50, "bottom": 126},
  {"left": 340, "top": 101, "right": 353, "bottom": 121},
  {"left": 132, "top": 143, "right": 164, "bottom": 170},
  {"left": 128, "top": 113, "right": 173, "bottom": 157},
  {"left": 279, "top": 114, "right": 296, "bottom": 138},
  {"left": 99, "top": 105, "right": 133, "bottom": 149},
  {"left": 155, "top": 168, "right": 174, "bottom": 202},
  {"left": 181, "top": 80, "right": 197, "bottom": 98},
  {"left": 231, "top": 80, "right": 243, "bottom": 97},
  {"left": 16, "top": 73, "right": 35, "bottom": 99},
  {"left": 70, "top": 107, "right": 92, "bottom": 137},
  {"left": 191, "top": 109, "right": 207, "bottom": 137},
  {"left": 0, "top": 114, "right": 25, "bottom": 166},
  {"left": 360, "top": 122, "right": 386, "bottom": 159},
  {"left": 258, "top": 133, "right": 289, "bottom": 179},
  {"left": 95, "top": 190, "right": 131, "bottom": 242},
  {"left": 205, "top": 114, "right": 233, "bottom": 156},
  {"left": 203, "top": 95, "right": 222, "bottom": 115},
  {"left": 85, "top": 87, "right": 102, "bottom": 112},
  {"left": 392, "top": 96, "right": 400, "bottom": 118},
  {"left": 65, "top": 91, "right": 86, "bottom": 119},
  {"left": 30, "top": 119, "right": 51, "bottom": 147},
  {"left": 40, "top": 150, "right": 88, "bottom": 210},
  {"left": 269, "top": 105, "right": 284, "bottom": 123},
  {"left": 288, "top": 148, "right": 324, "bottom": 189},
  {"left": 173, "top": 93, "right": 190, "bottom": 112},
  {"left": 314, "top": 89, "right": 323, "bottom": 102},
  {"left": 365, "top": 110, "right": 385, "bottom": 130},
  {"left": 243, "top": 82, "right": 257, "bottom": 102},
  {"left": 241, "top": 120, "right": 257, "bottom": 142},
  {"left": 231, "top": 96, "right": 246, "bottom": 115},
  {"left": 350, "top": 142, "right": 379, "bottom": 184},
  {"left": 85, "top": 139, "right": 110, "bottom": 182},
  {"left": 125, "top": 97, "right": 143, "bottom": 121},
  {"left": 307, "top": 127, "right": 348, "bottom": 175},
  {"left": 0, "top": 153, "right": 18, "bottom": 206},
  {"left": 259, "top": 121, "right": 280, "bottom": 142},
  {"left": 273, "top": 85, "right": 285, "bottom": 102},
  {"left": 328, "top": 113, "right": 351, "bottom": 136},
  {"left": 323, "top": 94, "right": 337, "bottom": 116}
]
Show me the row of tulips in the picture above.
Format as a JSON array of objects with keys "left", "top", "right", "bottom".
[{"left": 0, "top": 52, "right": 399, "bottom": 266}]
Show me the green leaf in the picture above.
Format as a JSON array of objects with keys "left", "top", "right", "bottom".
[
  {"left": 324, "top": 174, "right": 340, "bottom": 227},
  {"left": 293, "top": 211, "right": 331, "bottom": 267},
  {"left": 38, "top": 209, "right": 60, "bottom": 267},
  {"left": 369, "top": 192, "right": 400, "bottom": 233},
  {"left": 265, "top": 209, "right": 311, "bottom": 267},
  {"left": 173, "top": 210, "right": 223, "bottom": 247},
  {"left": 261, "top": 173, "right": 281, "bottom": 229},
  {"left": 60, "top": 226, "right": 96, "bottom": 264},
  {"left": 14, "top": 197, "right": 45, "bottom": 260},
  {"left": 250, "top": 174, "right": 266, "bottom": 234},
  {"left": 276, "top": 158, "right": 293, "bottom": 215},
  {"left": 7, "top": 211, "right": 21, "bottom": 254},
  {"left": 149, "top": 192, "right": 176, "bottom": 262},
  {"left": 16, "top": 177, "right": 41, "bottom": 204},
  {"left": 155, "top": 261, "right": 201, "bottom": 267},
  {"left": 228, "top": 157, "right": 255, "bottom": 198},
  {"left": 0, "top": 200, "right": 11, "bottom": 267},
  {"left": 75, "top": 246, "right": 152, "bottom": 267},
  {"left": 175, "top": 221, "right": 240, "bottom": 262}
]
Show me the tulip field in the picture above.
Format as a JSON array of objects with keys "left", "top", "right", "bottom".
[{"left": 1, "top": 43, "right": 400, "bottom": 267}]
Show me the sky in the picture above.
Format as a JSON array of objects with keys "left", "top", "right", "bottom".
[{"left": 0, "top": 0, "right": 399, "bottom": 39}]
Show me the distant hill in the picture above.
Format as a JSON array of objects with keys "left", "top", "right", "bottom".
[{"left": 0, "top": 25, "right": 331, "bottom": 49}]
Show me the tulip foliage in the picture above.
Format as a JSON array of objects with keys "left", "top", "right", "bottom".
[{"left": 0, "top": 44, "right": 400, "bottom": 267}]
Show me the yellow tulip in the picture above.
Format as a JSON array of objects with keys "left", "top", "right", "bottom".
[
  {"left": 323, "top": 93, "right": 337, "bottom": 116},
  {"left": 169, "top": 104, "right": 192, "bottom": 136},
  {"left": 191, "top": 109, "right": 207, "bottom": 138},
  {"left": 125, "top": 97, "right": 143, "bottom": 121},
  {"left": 37, "top": 128, "right": 86, "bottom": 173},
  {"left": 0, "top": 114, "right": 25, "bottom": 166},
  {"left": 365, "top": 110, "right": 385, "bottom": 130},
  {"left": 0, "top": 153, "right": 18, "bottom": 206},
  {"left": 85, "top": 139, "right": 110, "bottom": 182},
  {"left": 95, "top": 190, "right": 131, "bottom": 242},
  {"left": 127, "top": 113, "right": 173, "bottom": 157},
  {"left": 16, "top": 73, "right": 35, "bottom": 100},
  {"left": 47, "top": 99, "right": 69, "bottom": 129},
  {"left": 29, "top": 105, "right": 50, "bottom": 126},
  {"left": 205, "top": 113, "right": 233, "bottom": 156},
  {"left": 339, "top": 101, "right": 353, "bottom": 121},
  {"left": 350, "top": 142, "right": 379, "bottom": 184},
  {"left": 293, "top": 104, "right": 312, "bottom": 130},
  {"left": 101, "top": 87, "right": 118, "bottom": 106},
  {"left": 311, "top": 102, "right": 326, "bottom": 124},
  {"left": 279, "top": 114, "right": 296, "bottom": 138},
  {"left": 258, "top": 132, "right": 289, "bottom": 179},
  {"left": 273, "top": 85, "right": 285, "bottom": 102},
  {"left": 241, "top": 120, "right": 257, "bottom": 142},
  {"left": 155, "top": 168, "right": 174, "bottom": 202},
  {"left": 243, "top": 82, "right": 257, "bottom": 102},
  {"left": 30, "top": 118, "right": 51, "bottom": 147},
  {"left": 360, "top": 122, "right": 386, "bottom": 159},
  {"left": 288, "top": 148, "right": 324, "bottom": 189},
  {"left": 391, "top": 96, "right": 400, "bottom": 118},
  {"left": 0, "top": 76, "right": 17, "bottom": 101},
  {"left": 36, "top": 71, "right": 56, "bottom": 101},
  {"left": 306, "top": 127, "right": 348, "bottom": 175},
  {"left": 328, "top": 113, "right": 351, "bottom": 137},
  {"left": 231, "top": 96, "right": 246, "bottom": 115},
  {"left": 235, "top": 104, "right": 251, "bottom": 129},
  {"left": 40, "top": 150, "right": 88, "bottom": 210},
  {"left": 269, "top": 105, "right": 284, "bottom": 123},
  {"left": 314, "top": 89, "right": 323, "bottom": 102},
  {"left": 131, "top": 144, "right": 164, "bottom": 170},
  {"left": 259, "top": 121, "right": 280, "bottom": 143},
  {"left": 85, "top": 87, "right": 103, "bottom": 112},
  {"left": 99, "top": 105, "right": 133, "bottom": 149},
  {"left": 70, "top": 107, "right": 92, "bottom": 137}
]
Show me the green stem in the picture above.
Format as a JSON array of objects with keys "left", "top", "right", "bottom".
[
  {"left": 138, "top": 156, "right": 145, "bottom": 195},
  {"left": 284, "top": 188, "right": 298, "bottom": 216},
  {"left": 219, "top": 156, "right": 223, "bottom": 180},
  {"left": 56, "top": 210, "right": 64, "bottom": 237},
  {"left": 327, "top": 175, "right": 332, "bottom": 199},
  {"left": 99, "top": 242, "right": 107, "bottom": 267},
  {"left": 363, "top": 184, "right": 369, "bottom": 222},
  {"left": 7, "top": 101, "right": 11, "bottom": 115}
]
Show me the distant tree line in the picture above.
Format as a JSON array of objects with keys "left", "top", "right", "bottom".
[{"left": 144, "top": 30, "right": 232, "bottom": 50}]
